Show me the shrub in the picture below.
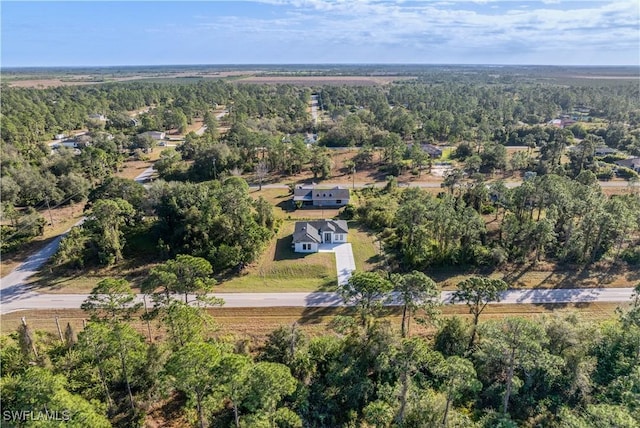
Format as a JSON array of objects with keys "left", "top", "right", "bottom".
[{"left": 621, "top": 247, "right": 640, "bottom": 265}]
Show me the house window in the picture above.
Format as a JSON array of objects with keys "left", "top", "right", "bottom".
[
  {"left": 336, "top": 200, "right": 342, "bottom": 204},
  {"left": 302, "top": 243, "right": 311, "bottom": 250}
]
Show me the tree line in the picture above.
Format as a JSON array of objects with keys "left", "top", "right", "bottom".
[
  {"left": 354, "top": 175, "right": 640, "bottom": 269},
  {"left": 2, "top": 271, "right": 639, "bottom": 427}
]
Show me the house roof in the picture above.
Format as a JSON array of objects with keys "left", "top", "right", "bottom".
[
  {"left": 311, "top": 187, "right": 350, "bottom": 201},
  {"left": 615, "top": 157, "right": 640, "bottom": 169},
  {"left": 292, "top": 220, "right": 348, "bottom": 243},
  {"left": 595, "top": 147, "right": 618, "bottom": 155},
  {"left": 420, "top": 143, "right": 443, "bottom": 156},
  {"left": 293, "top": 186, "right": 350, "bottom": 201},
  {"left": 293, "top": 188, "right": 313, "bottom": 201}
]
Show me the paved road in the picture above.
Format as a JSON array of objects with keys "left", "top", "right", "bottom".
[
  {"left": 1, "top": 288, "right": 634, "bottom": 315},
  {"left": 248, "top": 180, "right": 635, "bottom": 190},
  {"left": 318, "top": 243, "right": 356, "bottom": 286},
  {"left": 0, "top": 166, "right": 153, "bottom": 306}
]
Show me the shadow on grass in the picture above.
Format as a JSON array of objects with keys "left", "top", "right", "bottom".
[
  {"left": 276, "top": 199, "right": 295, "bottom": 213},
  {"left": 30, "top": 256, "right": 156, "bottom": 293},
  {"left": 297, "top": 306, "right": 355, "bottom": 325},
  {"left": 273, "top": 236, "right": 306, "bottom": 261}
]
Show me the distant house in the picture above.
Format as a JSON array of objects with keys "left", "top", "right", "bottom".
[
  {"left": 615, "top": 158, "right": 640, "bottom": 173},
  {"left": 292, "top": 220, "right": 348, "bottom": 253},
  {"left": 407, "top": 143, "right": 443, "bottom": 158},
  {"left": 548, "top": 118, "right": 576, "bottom": 129},
  {"left": 594, "top": 146, "right": 619, "bottom": 156},
  {"left": 293, "top": 186, "right": 350, "bottom": 208},
  {"left": 54, "top": 133, "right": 66, "bottom": 140},
  {"left": 89, "top": 113, "right": 107, "bottom": 121},
  {"left": 420, "top": 143, "right": 443, "bottom": 158},
  {"left": 138, "top": 131, "right": 166, "bottom": 141}
]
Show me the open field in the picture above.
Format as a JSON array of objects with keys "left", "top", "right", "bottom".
[
  {"left": 4, "top": 71, "right": 258, "bottom": 88},
  {"left": 234, "top": 75, "right": 415, "bottom": 86},
  {"left": 1, "top": 302, "right": 628, "bottom": 346}
]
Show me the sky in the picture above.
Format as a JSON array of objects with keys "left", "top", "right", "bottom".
[{"left": 1, "top": 0, "right": 639, "bottom": 67}]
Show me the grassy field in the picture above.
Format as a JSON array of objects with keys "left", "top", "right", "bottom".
[
  {"left": 348, "top": 222, "right": 380, "bottom": 272},
  {"left": 2, "top": 302, "right": 628, "bottom": 346},
  {"left": 428, "top": 262, "right": 639, "bottom": 290},
  {"left": 217, "top": 221, "right": 338, "bottom": 292}
]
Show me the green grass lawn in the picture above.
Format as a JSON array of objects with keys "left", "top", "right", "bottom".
[
  {"left": 216, "top": 221, "right": 338, "bottom": 292},
  {"left": 348, "top": 221, "right": 381, "bottom": 272}
]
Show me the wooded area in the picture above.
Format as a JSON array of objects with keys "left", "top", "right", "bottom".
[
  {"left": 1, "top": 67, "right": 640, "bottom": 427},
  {"left": 2, "top": 279, "right": 639, "bottom": 427}
]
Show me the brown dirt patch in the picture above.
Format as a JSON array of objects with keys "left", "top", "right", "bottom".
[
  {"left": 236, "top": 76, "right": 415, "bottom": 86},
  {"left": 1, "top": 303, "right": 625, "bottom": 346},
  {"left": 5, "top": 71, "right": 258, "bottom": 88}
]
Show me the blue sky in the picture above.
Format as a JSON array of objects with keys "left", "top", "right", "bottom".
[{"left": 2, "top": 1, "right": 639, "bottom": 67}]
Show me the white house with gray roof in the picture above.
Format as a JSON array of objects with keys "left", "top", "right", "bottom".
[
  {"left": 293, "top": 186, "right": 350, "bottom": 208},
  {"left": 292, "top": 220, "right": 348, "bottom": 253}
]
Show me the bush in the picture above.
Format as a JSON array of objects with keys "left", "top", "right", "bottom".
[
  {"left": 342, "top": 204, "right": 356, "bottom": 220},
  {"left": 615, "top": 166, "right": 639, "bottom": 180},
  {"left": 596, "top": 168, "right": 615, "bottom": 180},
  {"left": 621, "top": 247, "right": 640, "bottom": 265},
  {"left": 480, "top": 204, "right": 496, "bottom": 215}
]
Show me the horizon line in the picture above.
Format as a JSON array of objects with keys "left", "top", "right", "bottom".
[{"left": 3, "top": 62, "right": 640, "bottom": 70}]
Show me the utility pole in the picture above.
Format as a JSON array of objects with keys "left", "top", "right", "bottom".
[
  {"left": 352, "top": 165, "right": 356, "bottom": 190},
  {"left": 45, "top": 196, "right": 54, "bottom": 226}
]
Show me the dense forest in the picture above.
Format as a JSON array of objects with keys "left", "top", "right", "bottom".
[
  {"left": 2, "top": 278, "right": 639, "bottom": 427},
  {"left": 2, "top": 69, "right": 640, "bottom": 427},
  {"left": 2, "top": 72, "right": 640, "bottom": 258}
]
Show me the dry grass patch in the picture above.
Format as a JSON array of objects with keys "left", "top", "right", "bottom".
[
  {"left": 1, "top": 203, "right": 85, "bottom": 278},
  {"left": 2, "top": 302, "right": 625, "bottom": 347},
  {"left": 430, "top": 262, "right": 639, "bottom": 290}
]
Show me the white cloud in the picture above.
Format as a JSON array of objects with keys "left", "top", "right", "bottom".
[{"left": 192, "top": 0, "right": 639, "bottom": 64}]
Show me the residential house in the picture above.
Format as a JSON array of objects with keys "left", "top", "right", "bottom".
[
  {"left": 293, "top": 186, "right": 350, "bottom": 208},
  {"left": 138, "top": 131, "right": 166, "bottom": 141},
  {"left": 292, "top": 220, "right": 348, "bottom": 253},
  {"left": 420, "top": 143, "right": 443, "bottom": 158},
  {"left": 594, "top": 146, "right": 619, "bottom": 156},
  {"left": 407, "top": 143, "right": 443, "bottom": 158},
  {"left": 89, "top": 113, "right": 107, "bottom": 121},
  {"left": 547, "top": 118, "right": 576, "bottom": 129},
  {"left": 615, "top": 158, "right": 640, "bottom": 173}
]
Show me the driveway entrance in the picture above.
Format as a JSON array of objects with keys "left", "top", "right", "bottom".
[{"left": 318, "top": 243, "right": 356, "bottom": 286}]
